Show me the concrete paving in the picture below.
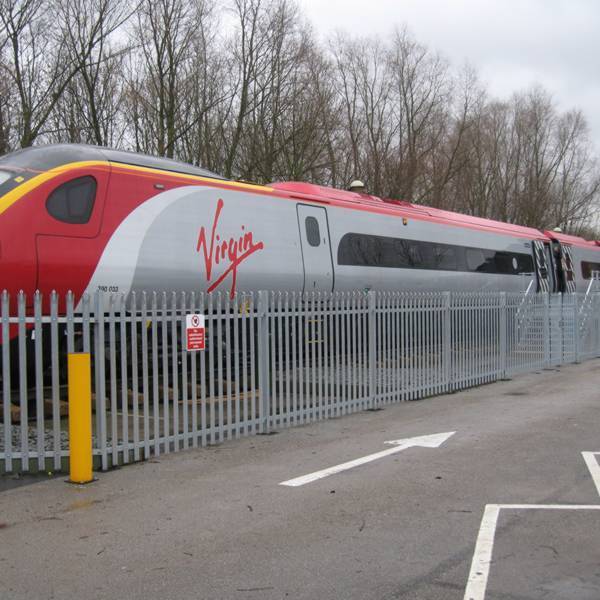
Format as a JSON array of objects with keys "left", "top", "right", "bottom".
[{"left": 1, "top": 359, "right": 599, "bottom": 600}]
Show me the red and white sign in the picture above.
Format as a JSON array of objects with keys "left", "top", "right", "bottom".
[{"left": 186, "top": 314, "right": 206, "bottom": 351}]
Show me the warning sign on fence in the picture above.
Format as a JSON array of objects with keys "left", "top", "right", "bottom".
[{"left": 186, "top": 314, "right": 206, "bottom": 351}]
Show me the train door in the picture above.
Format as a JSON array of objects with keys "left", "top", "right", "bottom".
[
  {"left": 36, "top": 169, "right": 108, "bottom": 304},
  {"left": 532, "top": 240, "right": 550, "bottom": 292},
  {"left": 559, "top": 244, "right": 576, "bottom": 293},
  {"left": 296, "top": 204, "right": 334, "bottom": 292}
]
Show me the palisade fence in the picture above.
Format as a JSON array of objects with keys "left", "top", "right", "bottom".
[{"left": 1, "top": 288, "right": 600, "bottom": 474}]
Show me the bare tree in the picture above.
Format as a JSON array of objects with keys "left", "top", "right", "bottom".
[
  {"left": 0, "top": 0, "right": 125, "bottom": 147},
  {"left": 330, "top": 33, "right": 366, "bottom": 187},
  {"left": 0, "top": 2, "right": 597, "bottom": 236},
  {"left": 176, "top": 2, "right": 229, "bottom": 170},
  {"left": 550, "top": 110, "right": 600, "bottom": 231},
  {"left": 274, "top": 41, "right": 340, "bottom": 183},
  {"left": 330, "top": 35, "right": 397, "bottom": 195},
  {"left": 387, "top": 27, "right": 450, "bottom": 201},
  {"left": 55, "top": 0, "right": 132, "bottom": 146},
  {"left": 237, "top": 0, "right": 319, "bottom": 182},
  {"left": 126, "top": 0, "right": 209, "bottom": 158},
  {"left": 221, "top": 0, "right": 272, "bottom": 178},
  {"left": 0, "top": 48, "right": 15, "bottom": 153}
]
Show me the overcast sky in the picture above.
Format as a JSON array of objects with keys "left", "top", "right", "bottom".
[{"left": 299, "top": 0, "right": 600, "bottom": 153}]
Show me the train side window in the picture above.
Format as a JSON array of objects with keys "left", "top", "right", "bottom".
[
  {"left": 338, "top": 232, "right": 534, "bottom": 276},
  {"left": 494, "top": 252, "right": 513, "bottom": 274},
  {"left": 305, "top": 216, "right": 321, "bottom": 247},
  {"left": 410, "top": 242, "right": 429, "bottom": 268},
  {"left": 466, "top": 248, "right": 486, "bottom": 272},
  {"left": 515, "top": 254, "right": 534, "bottom": 274},
  {"left": 353, "top": 234, "right": 380, "bottom": 266},
  {"left": 480, "top": 249, "right": 497, "bottom": 273},
  {"left": 46, "top": 176, "right": 96, "bottom": 224},
  {"left": 582, "top": 261, "right": 600, "bottom": 279},
  {"left": 433, "top": 245, "right": 457, "bottom": 270}
]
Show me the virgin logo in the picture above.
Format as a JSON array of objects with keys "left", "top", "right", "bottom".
[{"left": 196, "top": 198, "right": 264, "bottom": 298}]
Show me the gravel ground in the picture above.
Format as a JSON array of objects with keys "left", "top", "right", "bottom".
[
  {"left": 0, "top": 425, "right": 97, "bottom": 452},
  {"left": 1, "top": 425, "right": 69, "bottom": 451}
]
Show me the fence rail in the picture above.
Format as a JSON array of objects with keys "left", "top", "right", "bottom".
[{"left": 1, "top": 289, "right": 599, "bottom": 474}]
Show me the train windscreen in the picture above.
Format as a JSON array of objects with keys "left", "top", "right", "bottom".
[{"left": 0, "top": 170, "right": 13, "bottom": 186}]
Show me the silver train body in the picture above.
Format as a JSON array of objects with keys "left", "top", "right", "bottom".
[{"left": 81, "top": 182, "right": 600, "bottom": 302}]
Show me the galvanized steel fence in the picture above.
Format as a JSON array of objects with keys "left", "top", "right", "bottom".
[{"left": 1, "top": 289, "right": 599, "bottom": 473}]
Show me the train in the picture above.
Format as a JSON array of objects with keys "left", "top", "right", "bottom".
[{"left": 0, "top": 143, "right": 599, "bottom": 310}]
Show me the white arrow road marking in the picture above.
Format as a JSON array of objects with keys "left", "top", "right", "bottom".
[
  {"left": 581, "top": 452, "right": 600, "bottom": 498},
  {"left": 279, "top": 431, "right": 455, "bottom": 487}
]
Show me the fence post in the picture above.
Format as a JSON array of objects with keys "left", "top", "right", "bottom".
[
  {"left": 257, "top": 290, "right": 271, "bottom": 433},
  {"left": 499, "top": 292, "right": 507, "bottom": 380},
  {"left": 68, "top": 353, "right": 94, "bottom": 484},
  {"left": 94, "top": 291, "right": 108, "bottom": 470},
  {"left": 367, "top": 290, "right": 377, "bottom": 409},
  {"left": 596, "top": 295, "right": 600, "bottom": 358},
  {"left": 573, "top": 294, "right": 580, "bottom": 363},
  {"left": 18, "top": 291, "right": 29, "bottom": 472},
  {"left": 557, "top": 293, "right": 563, "bottom": 365},
  {"left": 2, "top": 291, "right": 12, "bottom": 474},
  {"left": 442, "top": 291, "right": 452, "bottom": 392},
  {"left": 543, "top": 293, "right": 551, "bottom": 369}
]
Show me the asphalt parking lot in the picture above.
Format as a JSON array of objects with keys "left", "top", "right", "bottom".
[{"left": 1, "top": 359, "right": 599, "bottom": 600}]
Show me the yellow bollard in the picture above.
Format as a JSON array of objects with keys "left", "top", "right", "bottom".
[{"left": 68, "top": 353, "right": 94, "bottom": 484}]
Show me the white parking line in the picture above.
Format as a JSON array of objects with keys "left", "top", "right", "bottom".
[
  {"left": 463, "top": 504, "right": 600, "bottom": 600},
  {"left": 463, "top": 504, "right": 500, "bottom": 600},
  {"left": 465, "top": 450, "right": 600, "bottom": 599},
  {"left": 581, "top": 452, "right": 600, "bottom": 498}
]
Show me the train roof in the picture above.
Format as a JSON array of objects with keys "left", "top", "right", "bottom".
[
  {"left": 544, "top": 230, "right": 600, "bottom": 249},
  {"left": 0, "top": 144, "right": 105, "bottom": 172},
  {"left": 0, "top": 144, "right": 225, "bottom": 181},
  {"left": 270, "top": 182, "right": 550, "bottom": 241},
  {"left": 1, "top": 144, "right": 596, "bottom": 249},
  {"left": 98, "top": 147, "right": 226, "bottom": 180}
]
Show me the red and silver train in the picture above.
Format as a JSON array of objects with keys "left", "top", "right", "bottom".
[{"left": 0, "top": 144, "right": 599, "bottom": 307}]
